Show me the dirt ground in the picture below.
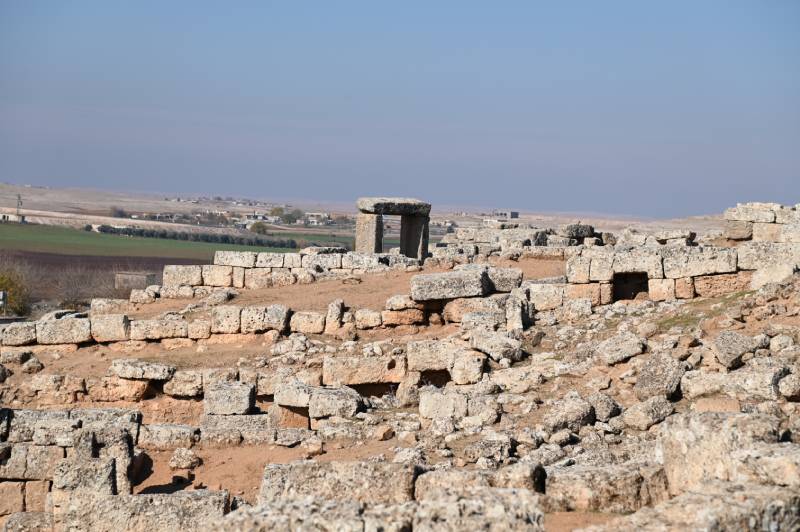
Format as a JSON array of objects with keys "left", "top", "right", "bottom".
[{"left": 135, "top": 440, "right": 399, "bottom": 501}]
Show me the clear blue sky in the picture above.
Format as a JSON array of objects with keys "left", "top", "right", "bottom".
[{"left": 1, "top": 1, "right": 798, "bottom": 216}]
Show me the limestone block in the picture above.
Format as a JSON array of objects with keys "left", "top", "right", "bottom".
[
  {"left": 527, "top": 283, "right": 565, "bottom": 311},
  {"left": 354, "top": 309, "right": 382, "bottom": 329},
  {"left": 451, "top": 349, "right": 486, "bottom": 385},
  {"left": 244, "top": 269, "right": 273, "bottom": 289},
  {"left": 289, "top": 312, "right": 326, "bottom": 334},
  {"left": 469, "top": 331, "right": 523, "bottom": 362},
  {"left": 87, "top": 376, "right": 150, "bottom": 401},
  {"left": 232, "top": 267, "right": 245, "bottom": 288},
  {"left": 410, "top": 270, "right": 489, "bottom": 301},
  {"left": 419, "top": 389, "right": 468, "bottom": 420},
  {"left": 724, "top": 220, "right": 753, "bottom": 240},
  {"left": 204, "top": 381, "right": 255, "bottom": 415},
  {"left": 138, "top": 423, "right": 199, "bottom": 450},
  {"left": 612, "top": 250, "right": 663, "bottom": 279},
  {"left": 589, "top": 254, "right": 614, "bottom": 282},
  {"left": 355, "top": 213, "right": 383, "bottom": 254},
  {"left": 381, "top": 309, "right": 425, "bottom": 326},
  {"left": 210, "top": 306, "right": 241, "bottom": 334},
  {"left": 162, "top": 265, "right": 202, "bottom": 287},
  {"left": 258, "top": 461, "right": 416, "bottom": 505},
  {"left": 129, "top": 318, "right": 188, "bottom": 341},
  {"left": 752, "top": 222, "right": 783, "bottom": 243},
  {"left": 693, "top": 271, "right": 752, "bottom": 298},
  {"left": 301, "top": 254, "right": 342, "bottom": 270},
  {"left": 565, "top": 283, "right": 601, "bottom": 306},
  {"left": 90, "top": 314, "right": 130, "bottom": 343},
  {"left": 661, "top": 247, "right": 737, "bottom": 279},
  {"left": 308, "top": 386, "right": 362, "bottom": 418},
  {"left": 187, "top": 320, "right": 211, "bottom": 339},
  {"left": 322, "top": 355, "right": 406, "bottom": 385},
  {"left": 737, "top": 242, "right": 800, "bottom": 270},
  {"left": 565, "top": 255, "right": 590, "bottom": 283},
  {"left": 2, "top": 322, "right": 37, "bottom": 346},
  {"left": 110, "top": 358, "right": 175, "bottom": 381},
  {"left": 385, "top": 294, "right": 423, "bottom": 311},
  {"left": 675, "top": 277, "right": 695, "bottom": 299},
  {"left": 201, "top": 265, "right": 233, "bottom": 287},
  {"left": 256, "top": 252, "right": 285, "bottom": 268},
  {"left": 214, "top": 251, "right": 257, "bottom": 268},
  {"left": 407, "top": 340, "right": 458, "bottom": 371},
  {"left": 36, "top": 318, "right": 92, "bottom": 345},
  {"left": 724, "top": 205, "right": 776, "bottom": 223},
  {"left": 271, "top": 270, "right": 297, "bottom": 286},
  {"left": 163, "top": 370, "right": 203, "bottom": 397},
  {"left": 648, "top": 278, "right": 676, "bottom": 302},
  {"left": 780, "top": 223, "right": 800, "bottom": 243}
]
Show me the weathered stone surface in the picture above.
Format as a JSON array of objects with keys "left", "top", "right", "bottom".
[
  {"left": 308, "top": 386, "right": 362, "bottom": 418},
  {"left": 0, "top": 481, "right": 24, "bottom": 515},
  {"left": 90, "top": 314, "right": 130, "bottom": 343},
  {"left": 355, "top": 212, "right": 383, "bottom": 254},
  {"left": 109, "top": 358, "right": 175, "bottom": 380},
  {"left": 244, "top": 268, "right": 273, "bottom": 289},
  {"left": 290, "top": 311, "right": 326, "bottom": 334},
  {"left": 674, "top": 277, "right": 695, "bottom": 299},
  {"left": 410, "top": 270, "right": 489, "bottom": 301},
  {"left": 381, "top": 309, "right": 425, "bottom": 326},
  {"left": 419, "top": 388, "right": 468, "bottom": 421},
  {"left": 662, "top": 247, "right": 737, "bottom": 279},
  {"left": 693, "top": 271, "right": 752, "bottom": 297},
  {"left": 565, "top": 283, "right": 601, "bottom": 306},
  {"left": 752, "top": 222, "right": 783, "bottom": 242},
  {"left": 138, "top": 423, "right": 199, "bottom": 450},
  {"left": 622, "top": 396, "right": 673, "bottom": 430},
  {"left": 612, "top": 250, "right": 663, "bottom": 279},
  {"left": 169, "top": 447, "right": 201, "bottom": 469},
  {"left": 713, "top": 330, "right": 761, "bottom": 369},
  {"left": 737, "top": 242, "right": 800, "bottom": 270},
  {"left": 324, "top": 299, "right": 344, "bottom": 333},
  {"left": 586, "top": 392, "right": 621, "bottom": 421},
  {"left": 385, "top": 294, "right": 423, "bottom": 311},
  {"left": 450, "top": 349, "right": 486, "bottom": 385},
  {"left": 469, "top": 331, "right": 523, "bottom": 362},
  {"left": 36, "top": 318, "right": 92, "bottom": 345},
  {"left": 214, "top": 250, "right": 257, "bottom": 268},
  {"left": 274, "top": 380, "right": 313, "bottom": 408},
  {"left": 1, "top": 322, "right": 37, "bottom": 346},
  {"left": 543, "top": 392, "right": 595, "bottom": 432},
  {"left": 201, "top": 265, "right": 233, "bottom": 287},
  {"left": 129, "top": 319, "right": 188, "bottom": 341},
  {"left": 587, "top": 481, "right": 800, "bottom": 531},
  {"left": 407, "top": 340, "right": 458, "bottom": 371},
  {"left": 634, "top": 352, "right": 685, "bottom": 400},
  {"left": 596, "top": 331, "right": 644, "bottom": 365},
  {"left": 357, "top": 197, "right": 431, "bottom": 216},
  {"left": 442, "top": 296, "right": 506, "bottom": 323},
  {"left": 204, "top": 381, "right": 255, "bottom": 415},
  {"left": 163, "top": 370, "right": 204, "bottom": 397},
  {"left": 724, "top": 220, "right": 753, "bottom": 240},
  {"left": 565, "top": 255, "right": 590, "bottom": 283},
  {"left": 210, "top": 305, "right": 241, "bottom": 334},
  {"left": 724, "top": 203, "right": 777, "bottom": 223},
  {"left": 354, "top": 308, "right": 382, "bottom": 329},
  {"left": 201, "top": 414, "right": 274, "bottom": 445},
  {"left": 657, "top": 412, "right": 780, "bottom": 494},
  {"left": 187, "top": 320, "right": 211, "bottom": 339},
  {"left": 545, "top": 463, "right": 668, "bottom": 513},
  {"left": 751, "top": 263, "right": 796, "bottom": 289},
  {"left": 87, "top": 376, "right": 150, "bottom": 401},
  {"left": 162, "top": 265, "right": 202, "bottom": 287},
  {"left": 414, "top": 488, "right": 545, "bottom": 531},
  {"left": 648, "top": 278, "right": 675, "bottom": 302},
  {"left": 259, "top": 461, "right": 416, "bottom": 505},
  {"left": 255, "top": 252, "right": 284, "bottom": 268},
  {"left": 322, "top": 355, "right": 406, "bottom": 385},
  {"left": 526, "top": 283, "right": 565, "bottom": 311}
]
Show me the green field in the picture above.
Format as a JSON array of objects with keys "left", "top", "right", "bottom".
[{"left": 0, "top": 223, "right": 295, "bottom": 260}]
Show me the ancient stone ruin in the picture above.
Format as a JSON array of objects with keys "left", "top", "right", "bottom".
[
  {"left": 355, "top": 197, "right": 431, "bottom": 258},
  {"left": 1, "top": 200, "right": 799, "bottom": 530}
]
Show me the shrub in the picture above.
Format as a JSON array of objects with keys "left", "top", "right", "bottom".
[{"left": 0, "top": 269, "right": 31, "bottom": 316}]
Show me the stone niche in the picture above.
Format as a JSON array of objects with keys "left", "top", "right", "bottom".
[{"left": 355, "top": 197, "right": 431, "bottom": 259}]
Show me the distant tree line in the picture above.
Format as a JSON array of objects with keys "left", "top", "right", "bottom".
[{"left": 88, "top": 224, "right": 297, "bottom": 249}]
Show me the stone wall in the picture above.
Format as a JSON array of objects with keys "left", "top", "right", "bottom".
[
  {"left": 141, "top": 248, "right": 419, "bottom": 302},
  {"left": 724, "top": 202, "right": 800, "bottom": 243}
]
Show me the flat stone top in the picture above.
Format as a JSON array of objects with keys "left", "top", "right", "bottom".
[{"left": 357, "top": 197, "right": 431, "bottom": 216}]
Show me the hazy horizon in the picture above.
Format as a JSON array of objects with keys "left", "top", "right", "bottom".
[{"left": 1, "top": 2, "right": 798, "bottom": 217}]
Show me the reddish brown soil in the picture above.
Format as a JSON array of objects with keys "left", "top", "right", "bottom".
[{"left": 135, "top": 440, "right": 399, "bottom": 503}]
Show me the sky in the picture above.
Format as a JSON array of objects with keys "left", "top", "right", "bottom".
[{"left": 0, "top": 2, "right": 798, "bottom": 217}]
